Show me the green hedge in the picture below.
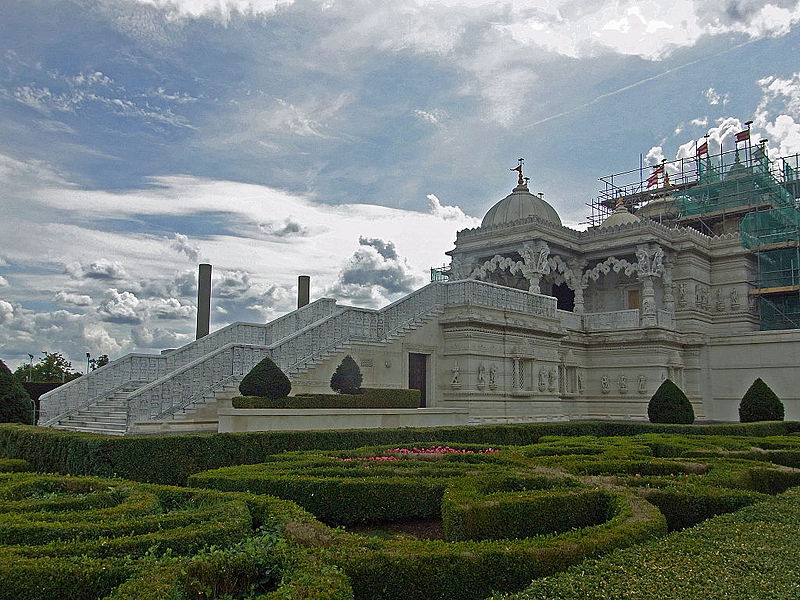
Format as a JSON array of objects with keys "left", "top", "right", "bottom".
[
  {"left": 233, "top": 388, "right": 421, "bottom": 409},
  {"left": 329, "top": 491, "right": 666, "bottom": 600},
  {"left": 4, "top": 421, "right": 800, "bottom": 486},
  {"left": 0, "top": 472, "right": 352, "bottom": 600},
  {"left": 495, "top": 487, "right": 800, "bottom": 600},
  {"left": 189, "top": 445, "right": 512, "bottom": 525}
]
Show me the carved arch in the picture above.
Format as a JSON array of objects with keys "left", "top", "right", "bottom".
[{"left": 581, "top": 256, "right": 637, "bottom": 285}]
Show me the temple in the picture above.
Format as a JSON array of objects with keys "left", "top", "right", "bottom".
[{"left": 40, "top": 146, "right": 800, "bottom": 434}]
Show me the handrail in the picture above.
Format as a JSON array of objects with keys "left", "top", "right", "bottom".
[
  {"left": 125, "top": 280, "right": 559, "bottom": 423},
  {"left": 40, "top": 298, "right": 337, "bottom": 426}
]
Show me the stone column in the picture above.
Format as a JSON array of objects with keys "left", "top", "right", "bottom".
[
  {"left": 569, "top": 258, "right": 587, "bottom": 314},
  {"left": 662, "top": 254, "right": 675, "bottom": 313},
  {"left": 636, "top": 244, "right": 664, "bottom": 328},
  {"left": 520, "top": 242, "right": 550, "bottom": 295}
]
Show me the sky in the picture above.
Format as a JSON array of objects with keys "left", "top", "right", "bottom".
[{"left": 1, "top": 0, "right": 800, "bottom": 371}]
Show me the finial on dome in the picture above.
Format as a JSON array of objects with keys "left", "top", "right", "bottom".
[{"left": 510, "top": 158, "right": 525, "bottom": 186}]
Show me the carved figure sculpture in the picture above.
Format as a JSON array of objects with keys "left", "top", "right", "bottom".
[
  {"left": 730, "top": 288, "right": 740, "bottom": 308},
  {"left": 477, "top": 364, "right": 486, "bottom": 387},
  {"left": 488, "top": 365, "right": 497, "bottom": 388},
  {"left": 577, "top": 373, "right": 584, "bottom": 395},
  {"left": 618, "top": 374, "right": 627, "bottom": 393},
  {"left": 547, "top": 368, "right": 556, "bottom": 392},
  {"left": 678, "top": 282, "right": 687, "bottom": 304},
  {"left": 451, "top": 363, "right": 460, "bottom": 387},
  {"left": 638, "top": 374, "right": 647, "bottom": 394},
  {"left": 538, "top": 367, "right": 547, "bottom": 392},
  {"left": 601, "top": 375, "right": 610, "bottom": 394}
]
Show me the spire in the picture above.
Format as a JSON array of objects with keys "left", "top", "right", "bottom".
[{"left": 510, "top": 157, "right": 529, "bottom": 190}]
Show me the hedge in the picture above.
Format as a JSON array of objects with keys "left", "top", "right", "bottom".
[
  {"left": 4, "top": 421, "right": 800, "bottom": 486},
  {"left": 495, "top": 487, "right": 800, "bottom": 600},
  {"left": 233, "top": 388, "right": 421, "bottom": 409},
  {"left": 0, "top": 472, "right": 352, "bottom": 600}
]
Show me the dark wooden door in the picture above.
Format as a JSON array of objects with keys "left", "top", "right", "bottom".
[{"left": 408, "top": 353, "right": 428, "bottom": 407}]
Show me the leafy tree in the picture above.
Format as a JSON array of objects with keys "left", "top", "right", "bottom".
[
  {"left": 330, "top": 355, "right": 363, "bottom": 395},
  {"left": 0, "top": 358, "right": 34, "bottom": 424},
  {"left": 14, "top": 352, "right": 81, "bottom": 383},
  {"left": 239, "top": 357, "right": 291, "bottom": 398},
  {"left": 647, "top": 378, "right": 694, "bottom": 424},
  {"left": 739, "top": 378, "right": 784, "bottom": 422},
  {"left": 90, "top": 354, "right": 110, "bottom": 370}
]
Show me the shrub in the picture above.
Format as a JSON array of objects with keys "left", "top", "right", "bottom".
[
  {"left": 648, "top": 379, "right": 694, "bottom": 424},
  {"left": 330, "top": 355, "right": 362, "bottom": 395},
  {"left": 239, "top": 357, "right": 291, "bottom": 399},
  {"left": 739, "top": 378, "right": 784, "bottom": 423},
  {"left": 233, "top": 388, "right": 420, "bottom": 409},
  {"left": 0, "top": 359, "right": 33, "bottom": 425}
]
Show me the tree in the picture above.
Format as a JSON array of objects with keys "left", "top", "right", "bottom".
[
  {"left": 0, "top": 358, "right": 34, "bottom": 424},
  {"left": 13, "top": 352, "right": 82, "bottom": 383},
  {"left": 647, "top": 379, "right": 694, "bottom": 424},
  {"left": 90, "top": 354, "right": 110, "bottom": 370},
  {"left": 239, "top": 357, "right": 291, "bottom": 398},
  {"left": 330, "top": 355, "right": 363, "bottom": 395},
  {"left": 739, "top": 378, "right": 784, "bottom": 422}
]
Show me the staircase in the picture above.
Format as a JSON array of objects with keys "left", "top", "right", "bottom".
[
  {"left": 50, "top": 381, "right": 146, "bottom": 435},
  {"left": 40, "top": 280, "right": 558, "bottom": 435}
]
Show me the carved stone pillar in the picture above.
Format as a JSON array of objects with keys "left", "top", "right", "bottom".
[
  {"left": 639, "top": 275, "right": 657, "bottom": 327},
  {"left": 636, "top": 244, "right": 664, "bottom": 327},
  {"left": 662, "top": 254, "right": 675, "bottom": 313},
  {"left": 569, "top": 258, "right": 587, "bottom": 314},
  {"left": 520, "top": 241, "right": 550, "bottom": 295}
]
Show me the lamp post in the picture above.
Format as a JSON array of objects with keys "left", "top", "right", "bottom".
[
  {"left": 86, "top": 352, "right": 91, "bottom": 374},
  {"left": 27, "top": 354, "right": 33, "bottom": 382}
]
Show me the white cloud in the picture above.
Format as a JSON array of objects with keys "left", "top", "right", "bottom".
[
  {"left": 54, "top": 291, "right": 93, "bottom": 307},
  {"left": 0, "top": 300, "right": 13, "bottom": 324},
  {"left": 691, "top": 117, "right": 708, "bottom": 127},
  {"left": 169, "top": 233, "right": 201, "bottom": 262},
  {"left": 704, "top": 87, "right": 729, "bottom": 106},
  {"left": 83, "top": 323, "right": 125, "bottom": 355},
  {"left": 97, "top": 289, "right": 143, "bottom": 324},
  {"left": 150, "top": 297, "right": 196, "bottom": 320},
  {"left": 0, "top": 276, "right": 8, "bottom": 288},
  {"left": 67, "top": 259, "right": 129, "bottom": 280},
  {"left": 130, "top": 325, "right": 191, "bottom": 349}
]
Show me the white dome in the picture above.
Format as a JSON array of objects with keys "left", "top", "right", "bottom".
[
  {"left": 599, "top": 203, "right": 640, "bottom": 229},
  {"left": 481, "top": 183, "right": 562, "bottom": 228}
]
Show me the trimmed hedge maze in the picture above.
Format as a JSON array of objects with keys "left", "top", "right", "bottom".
[
  {"left": 188, "top": 434, "right": 800, "bottom": 600},
  {"left": 4, "top": 428, "right": 800, "bottom": 600},
  {"left": 0, "top": 472, "right": 351, "bottom": 600}
]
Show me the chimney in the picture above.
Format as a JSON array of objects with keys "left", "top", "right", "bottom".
[
  {"left": 196, "top": 263, "right": 212, "bottom": 339},
  {"left": 297, "top": 275, "right": 310, "bottom": 309}
]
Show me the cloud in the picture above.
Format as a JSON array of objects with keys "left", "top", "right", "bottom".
[
  {"left": 97, "top": 289, "right": 144, "bottom": 324},
  {"left": 704, "top": 87, "right": 729, "bottom": 106},
  {"left": 0, "top": 276, "right": 8, "bottom": 288},
  {"left": 259, "top": 218, "right": 310, "bottom": 237},
  {"left": 169, "top": 233, "right": 200, "bottom": 262},
  {"left": 358, "top": 236, "right": 398, "bottom": 260},
  {"left": 54, "top": 291, "right": 93, "bottom": 307},
  {"left": 327, "top": 236, "right": 421, "bottom": 306},
  {"left": 645, "top": 146, "right": 665, "bottom": 165},
  {"left": 67, "top": 259, "right": 129, "bottom": 280},
  {"left": 83, "top": 323, "right": 125, "bottom": 355},
  {"left": 0, "top": 300, "right": 13, "bottom": 324},
  {"left": 214, "top": 270, "right": 252, "bottom": 299},
  {"left": 130, "top": 325, "right": 191, "bottom": 349},
  {"left": 150, "top": 297, "right": 196, "bottom": 320},
  {"left": 691, "top": 117, "right": 708, "bottom": 127},
  {"left": 427, "top": 194, "right": 480, "bottom": 224}
]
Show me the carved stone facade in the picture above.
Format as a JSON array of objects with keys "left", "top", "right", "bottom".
[{"left": 40, "top": 178, "right": 800, "bottom": 434}]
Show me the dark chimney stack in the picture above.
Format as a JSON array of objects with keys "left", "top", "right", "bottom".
[
  {"left": 297, "top": 275, "right": 310, "bottom": 309},
  {"left": 196, "top": 263, "right": 212, "bottom": 339}
]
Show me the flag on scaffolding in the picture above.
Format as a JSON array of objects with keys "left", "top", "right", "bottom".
[
  {"left": 735, "top": 129, "right": 750, "bottom": 143},
  {"left": 646, "top": 164, "right": 663, "bottom": 188},
  {"left": 697, "top": 141, "right": 709, "bottom": 157}
]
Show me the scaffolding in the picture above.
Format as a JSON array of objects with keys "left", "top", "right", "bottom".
[{"left": 590, "top": 144, "right": 800, "bottom": 330}]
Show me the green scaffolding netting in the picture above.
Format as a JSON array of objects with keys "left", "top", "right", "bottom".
[{"left": 759, "top": 294, "right": 800, "bottom": 330}]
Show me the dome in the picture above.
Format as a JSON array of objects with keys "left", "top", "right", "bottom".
[
  {"left": 598, "top": 203, "right": 641, "bottom": 229},
  {"left": 481, "top": 182, "right": 562, "bottom": 228}
]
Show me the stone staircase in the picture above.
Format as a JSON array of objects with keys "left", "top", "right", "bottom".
[{"left": 50, "top": 382, "right": 146, "bottom": 436}]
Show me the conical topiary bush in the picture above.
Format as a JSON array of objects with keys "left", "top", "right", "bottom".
[
  {"left": 239, "top": 357, "right": 291, "bottom": 398},
  {"left": 0, "top": 359, "right": 34, "bottom": 424},
  {"left": 647, "top": 378, "right": 694, "bottom": 424},
  {"left": 739, "top": 377, "right": 784, "bottom": 422},
  {"left": 330, "top": 355, "right": 363, "bottom": 394}
]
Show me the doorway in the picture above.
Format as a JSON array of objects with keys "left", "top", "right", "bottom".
[{"left": 408, "top": 353, "right": 428, "bottom": 407}]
